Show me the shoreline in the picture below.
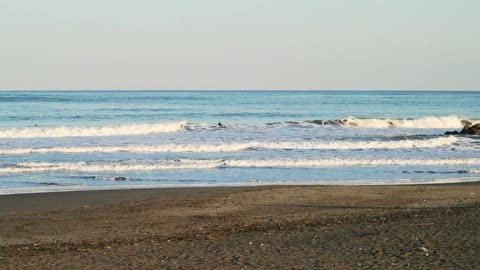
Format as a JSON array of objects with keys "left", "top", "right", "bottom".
[
  {"left": 2, "top": 176, "right": 480, "bottom": 196},
  {"left": 1, "top": 183, "right": 480, "bottom": 268}
]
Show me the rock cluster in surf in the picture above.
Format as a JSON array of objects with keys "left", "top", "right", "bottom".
[{"left": 445, "top": 122, "right": 480, "bottom": 135}]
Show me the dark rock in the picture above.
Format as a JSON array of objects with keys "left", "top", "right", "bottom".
[
  {"left": 445, "top": 121, "right": 480, "bottom": 135},
  {"left": 461, "top": 123, "right": 480, "bottom": 135},
  {"left": 460, "top": 122, "right": 472, "bottom": 134},
  {"left": 446, "top": 123, "right": 480, "bottom": 135}
]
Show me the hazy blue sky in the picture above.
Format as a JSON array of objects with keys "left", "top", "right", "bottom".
[{"left": 1, "top": 1, "right": 479, "bottom": 90}]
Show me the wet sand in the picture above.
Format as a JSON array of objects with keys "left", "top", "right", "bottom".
[{"left": 1, "top": 184, "right": 480, "bottom": 269}]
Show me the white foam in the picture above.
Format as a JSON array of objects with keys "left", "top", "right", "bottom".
[
  {"left": 0, "top": 121, "right": 187, "bottom": 138},
  {"left": 0, "top": 137, "right": 458, "bottom": 155},
  {"left": 224, "top": 158, "right": 480, "bottom": 168},
  {"left": 1, "top": 158, "right": 480, "bottom": 174},
  {"left": 0, "top": 116, "right": 474, "bottom": 139},
  {"left": 344, "top": 115, "right": 469, "bottom": 129},
  {"left": 0, "top": 160, "right": 220, "bottom": 173}
]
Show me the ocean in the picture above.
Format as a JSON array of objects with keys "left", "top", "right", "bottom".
[{"left": 0, "top": 90, "right": 479, "bottom": 194}]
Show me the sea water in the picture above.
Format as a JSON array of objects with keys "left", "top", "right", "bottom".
[{"left": 0, "top": 91, "right": 479, "bottom": 194}]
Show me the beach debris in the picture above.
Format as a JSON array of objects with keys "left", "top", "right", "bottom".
[{"left": 421, "top": 246, "right": 429, "bottom": 256}]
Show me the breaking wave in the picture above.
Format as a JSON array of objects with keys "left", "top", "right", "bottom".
[
  {"left": 0, "top": 160, "right": 219, "bottom": 173},
  {"left": 0, "top": 137, "right": 458, "bottom": 155},
  {"left": 0, "top": 116, "right": 476, "bottom": 139},
  {"left": 0, "top": 121, "right": 187, "bottom": 138},
  {"left": 1, "top": 158, "right": 480, "bottom": 173},
  {"left": 306, "top": 115, "right": 473, "bottom": 129}
]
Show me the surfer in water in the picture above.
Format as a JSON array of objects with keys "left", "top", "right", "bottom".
[{"left": 218, "top": 122, "right": 223, "bottom": 127}]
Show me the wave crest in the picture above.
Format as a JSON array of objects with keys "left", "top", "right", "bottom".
[
  {"left": 1, "top": 158, "right": 479, "bottom": 173},
  {"left": 307, "top": 116, "right": 472, "bottom": 129},
  {"left": 0, "top": 121, "right": 187, "bottom": 138},
  {"left": 0, "top": 137, "right": 457, "bottom": 155}
]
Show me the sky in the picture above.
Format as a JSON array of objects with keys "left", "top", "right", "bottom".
[{"left": 0, "top": 0, "right": 479, "bottom": 90}]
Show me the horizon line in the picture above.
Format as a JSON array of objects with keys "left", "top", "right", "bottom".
[{"left": 1, "top": 89, "right": 479, "bottom": 92}]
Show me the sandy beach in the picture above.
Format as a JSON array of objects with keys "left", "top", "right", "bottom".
[{"left": 0, "top": 184, "right": 479, "bottom": 269}]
